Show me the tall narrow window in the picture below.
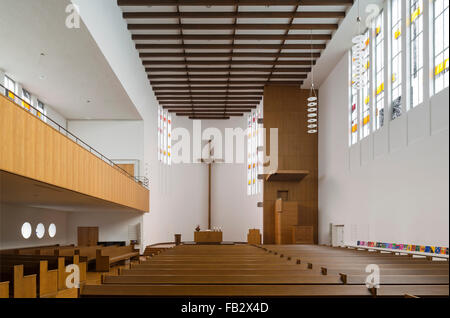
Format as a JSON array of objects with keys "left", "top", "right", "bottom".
[
  {"left": 158, "top": 106, "right": 171, "bottom": 165},
  {"left": 391, "top": 0, "right": 403, "bottom": 120},
  {"left": 247, "top": 108, "right": 261, "bottom": 195},
  {"left": 37, "top": 100, "right": 46, "bottom": 122},
  {"left": 350, "top": 49, "right": 359, "bottom": 146},
  {"left": 409, "top": 0, "right": 424, "bottom": 109},
  {"left": 361, "top": 30, "right": 371, "bottom": 139},
  {"left": 374, "top": 11, "right": 385, "bottom": 130},
  {"left": 22, "top": 88, "right": 31, "bottom": 111},
  {"left": 4, "top": 75, "right": 15, "bottom": 100},
  {"left": 433, "top": 0, "right": 449, "bottom": 93}
]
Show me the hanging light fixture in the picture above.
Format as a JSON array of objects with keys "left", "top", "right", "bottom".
[{"left": 307, "top": 29, "right": 318, "bottom": 134}]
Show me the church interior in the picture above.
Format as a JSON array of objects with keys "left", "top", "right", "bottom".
[{"left": 0, "top": 0, "right": 448, "bottom": 304}]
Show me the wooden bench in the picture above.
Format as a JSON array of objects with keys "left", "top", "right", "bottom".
[
  {"left": 0, "top": 281, "right": 10, "bottom": 298},
  {"left": 82, "top": 284, "right": 374, "bottom": 297},
  {"left": 96, "top": 245, "right": 139, "bottom": 272},
  {"left": 102, "top": 274, "right": 343, "bottom": 285},
  {"left": 78, "top": 244, "right": 449, "bottom": 298},
  {"left": 340, "top": 274, "right": 449, "bottom": 285},
  {"left": 0, "top": 265, "right": 37, "bottom": 298},
  {"left": 1, "top": 254, "right": 86, "bottom": 295}
]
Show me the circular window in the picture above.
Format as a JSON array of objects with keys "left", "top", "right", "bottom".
[
  {"left": 36, "top": 223, "right": 45, "bottom": 239},
  {"left": 48, "top": 223, "right": 56, "bottom": 238},
  {"left": 21, "top": 222, "right": 32, "bottom": 239}
]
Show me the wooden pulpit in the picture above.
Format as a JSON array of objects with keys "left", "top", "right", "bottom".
[{"left": 274, "top": 198, "right": 298, "bottom": 244}]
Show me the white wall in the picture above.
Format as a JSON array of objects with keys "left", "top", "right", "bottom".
[
  {"left": 72, "top": 0, "right": 262, "bottom": 245},
  {"left": 67, "top": 120, "right": 144, "bottom": 172},
  {"left": 65, "top": 210, "right": 143, "bottom": 244},
  {"left": 318, "top": 53, "right": 449, "bottom": 247},
  {"left": 0, "top": 203, "right": 68, "bottom": 249}
]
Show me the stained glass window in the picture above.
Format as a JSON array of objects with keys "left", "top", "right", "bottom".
[
  {"left": 361, "top": 30, "right": 371, "bottom": 139},
  {"left": 247, "top": 108, "right": 261, "bottom": 195},
  {"left": 433, "top": 0, "right": 449, "bottom": 94},
  {"left": 22, "top": 88, "right": 31, "bottom": 111},
  {"left": 391, "top": 0, "right": 403, "bottom": 120},
  {"left": 37, "top": 100, "right": 46, "bottom": 122},
  {"left": 374, "top": 11, "right": 385, "bottom": 130},
  {"left": 158, "top": 106, "right": 171, "bottom": 165},
  {"left": 350, "top": 49, "right": 359, "bottom": 146},
  {"left": 4, "top": 75, "right": 15, "bottom": 100},
  {"left": 409, "top": 0, "right": 424, "bottom": 109}
]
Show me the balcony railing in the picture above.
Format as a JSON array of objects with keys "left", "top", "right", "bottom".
[{"left": 0, "top": 83, "right": 149, "bottom": 189}]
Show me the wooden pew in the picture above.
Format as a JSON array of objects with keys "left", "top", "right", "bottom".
[
  {"left": 102, "top": 274, "right": 343, "bottom": 285},
  {"left": 0, "top": 281, "right": 9, "bottom": 298},
  {"left": 1, "top": 254, "right": 86, "bottom": 293},
  {"left": 340, "top": 274, "right": 449, "bottom": 285},
  {"left": 13, "top": 265, "right": 36, "bottom": 298},
  {"left": 80, "top": 244, "right": 449, "bottom": 298},
  {"left": 95, "top": 245, "right": 139, "bottom": 272},
  {"left": 1, "top": 258, "right": 55, "bottom": 297},
  {"left": 82, "top": 284, "right": 374, "bottom": 297}
]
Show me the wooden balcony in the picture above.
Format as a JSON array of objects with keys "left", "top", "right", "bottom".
[{"left": 0, "top": 94, "right": 149, "bottom": 212}]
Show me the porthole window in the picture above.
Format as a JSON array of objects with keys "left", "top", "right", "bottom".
[
  {"left": 48, "top": 223, "right": 56, "bottom": 238},
  {"left": 36, "top": 223, "right": 45, "bottom": 239},
  {"left": 21, "top": 222, "right": 32, "bottom": 239}
]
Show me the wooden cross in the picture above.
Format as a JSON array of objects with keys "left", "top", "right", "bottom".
[{"left": 198, "top": 139, "right": 223, "bottom": 229}]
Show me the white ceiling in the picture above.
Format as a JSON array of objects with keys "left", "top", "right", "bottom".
[{"left": 0, "top": 0, "right": 141, "bottom": 120}]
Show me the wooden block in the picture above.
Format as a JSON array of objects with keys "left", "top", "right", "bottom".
[{"left": 247, "top": 229, "right": 262, "bottom": 245}]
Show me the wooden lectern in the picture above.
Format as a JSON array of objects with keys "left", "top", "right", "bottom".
[
  {"left": 274, "top": 198, "right": 298, "bottom": 244},
  {"left": 194, "top": 231, "right": 223, "bottom": 244}
]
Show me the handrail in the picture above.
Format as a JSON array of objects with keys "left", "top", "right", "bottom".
[{"left": 0, "top": 83, "right": 149, "bottom": 189}]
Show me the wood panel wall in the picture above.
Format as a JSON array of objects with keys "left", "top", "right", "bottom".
[
  {"left": 0, "top": 95, "right": 149, "bottom": 212},
  {"left": 263, "top": 85, "right": 318, "bottom": 244}
]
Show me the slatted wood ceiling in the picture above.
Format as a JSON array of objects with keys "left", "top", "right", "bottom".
[{"left": 118, "top": 0, "right": 353, "bottom": 119}]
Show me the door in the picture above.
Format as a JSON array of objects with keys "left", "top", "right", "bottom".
[{"left": 77, "top": 227, "right": 99, "bottom": 246}]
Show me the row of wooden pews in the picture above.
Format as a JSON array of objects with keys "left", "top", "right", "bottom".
[
  {"left": 0, "top": 253, "right": 86, "bottom": 298},
  {"left": 80, "top": 244, "right": 449, "bottom": 298},
  {"left": 0, "top": 244, "right": 139, "bottom": 298}
]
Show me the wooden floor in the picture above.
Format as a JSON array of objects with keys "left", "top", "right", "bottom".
[{"left": 81, "top": 244, "right": 449, "bottom": 298}]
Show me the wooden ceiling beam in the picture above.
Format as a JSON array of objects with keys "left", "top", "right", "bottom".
[
  {"left": 147, "top": 67, "right": 311, "bottom": 73},
  {"left": 149, "top": 74, "right": 307, "bottom": 79},
  {"left": 161, "top": 101, "right": 258, "bottom": 105},
  {"left": 159, "top": 98, "right": 260, "bottom": 102},
  {"left": 128, "top": 23, "right": 338, "bottom": 30},
  {"left": 153, "top": 86, "right": 264, "bottom": 91},
  {"left": 151, "top": 80, "right": 303, "bottom": 85},
  {"left": 143, "top": 60, "right": 315, "bottom": 66},
  {"left": 163, "top": 105, "right": 256, "bottom": 108},
  {"left": 140, "top": 52, "right": 320, "bottom": 58},
  {"left": 136, "top": 44, "right": 326, "bottom": 50},
  {"left": 133, "top": 34, "right": 331, "bottom": 41},
  {"left": 155, "top": 92, "right": 262, "bottom": 96},
  {"left": 188, "top": 116, "right": 230, "bottom": 119},
  {"left": 124, "top": 11, "right": 345, "bottom": 19},
  {"left": 118, "top": 0, "right": 353, "bottom": 6},
  {"left": 168, "top": 108, "right": 251, "bottom": 112},
  {"left": 176, "top": 112, "right": 244, "bottom": 116}
]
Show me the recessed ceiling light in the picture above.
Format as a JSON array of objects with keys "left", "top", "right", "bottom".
[{"left": 39, "top": 75, "right": 46, "bottom": 80}]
